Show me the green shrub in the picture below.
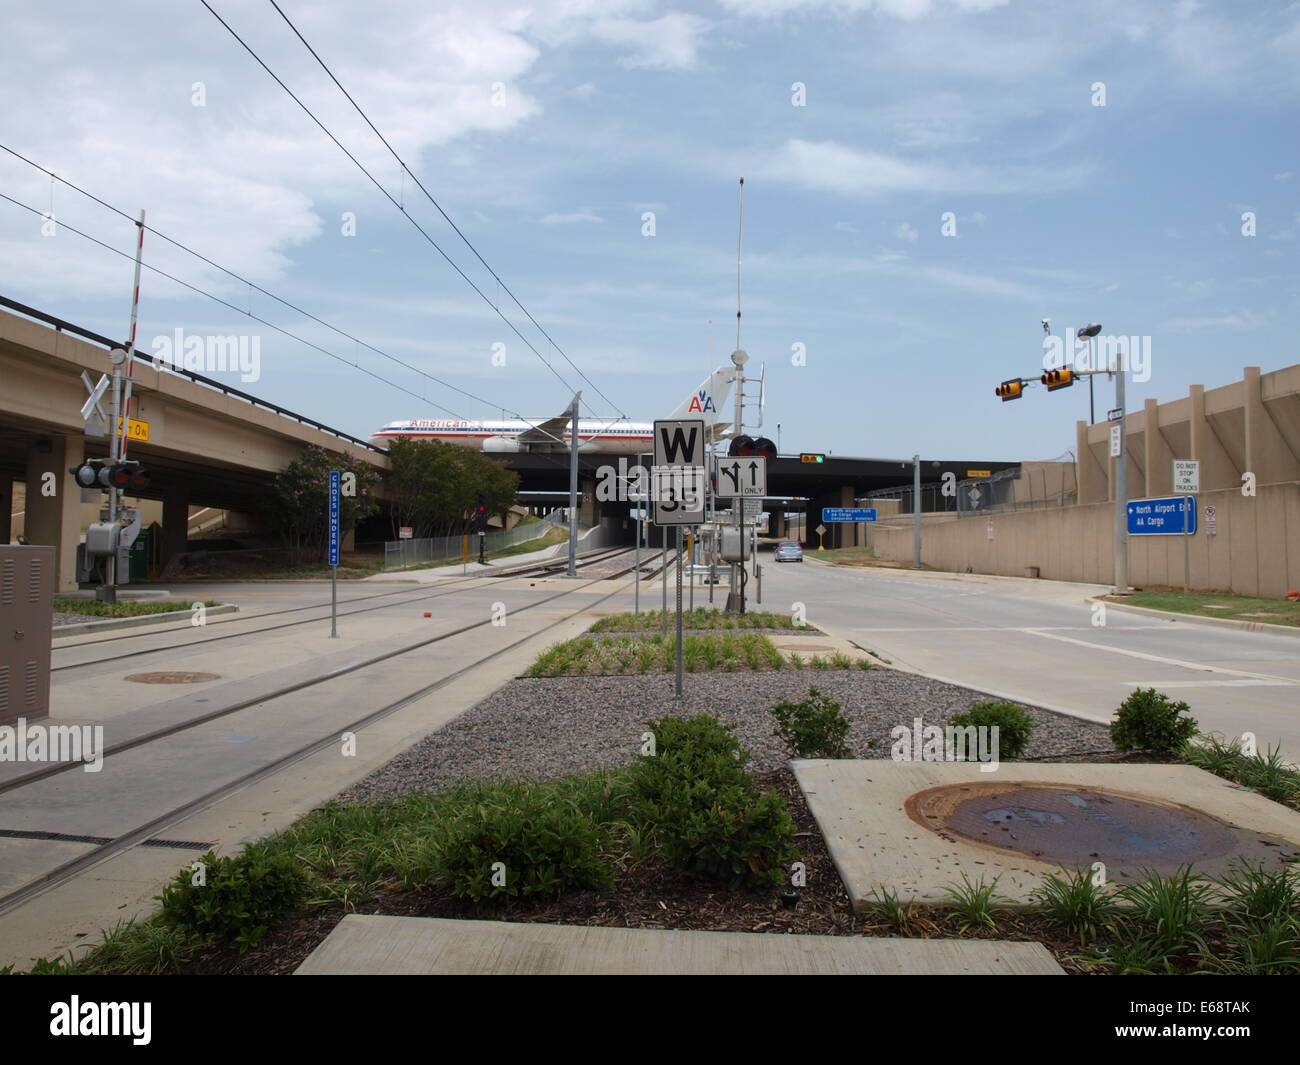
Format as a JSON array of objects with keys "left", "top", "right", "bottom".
[
  {"left": 424, "top": 780, "right": 614, "bottom": 902},
  {"left": 157, "top": 844, "right": 309, "bottom": 952},
  {"left": 1110, "top": 688, "right": 1199, "bottom": 756},
  {"left": 631, "top": 714, "right": 797, "bottom": 889},
  {"left": 948, "top": 701, "right": 1034, "bottom": 761},
  {"left": 771, "top": 687, "right": 852, "bottom": 758}
]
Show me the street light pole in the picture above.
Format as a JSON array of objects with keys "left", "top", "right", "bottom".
[{"left": 912, "top": 453, "right": 921, "bottom": 569}]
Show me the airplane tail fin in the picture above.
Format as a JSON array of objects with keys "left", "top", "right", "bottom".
[{"left": 667, "top": 365, "right": 735, "bottom": 432}]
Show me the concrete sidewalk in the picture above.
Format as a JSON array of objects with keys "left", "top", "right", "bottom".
[{"left": 296, "top": 915, "right": 1065, "bottom": 975}]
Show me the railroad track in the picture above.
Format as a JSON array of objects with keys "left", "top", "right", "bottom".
[
  {"left": 0, "top": 552, "right": 644, "bottom": 918},
  {"left": 51, "top": 545, "right": 638, "bottom": 673}
]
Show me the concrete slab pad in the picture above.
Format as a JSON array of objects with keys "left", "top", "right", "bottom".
[
  {"left": 295, "top": 915, "right": 1065, "bottom": 975},
  {"left": 792, "top": 761, "right": 1300, "bottom": 910}
]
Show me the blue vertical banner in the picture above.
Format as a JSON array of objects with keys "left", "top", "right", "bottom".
[{"left": 328, "top": 470, "right": 341, "bottom": 566}]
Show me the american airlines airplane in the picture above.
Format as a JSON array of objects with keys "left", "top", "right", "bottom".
[{"left": 372, "top": 365, "right": 739, "bottom": 454}]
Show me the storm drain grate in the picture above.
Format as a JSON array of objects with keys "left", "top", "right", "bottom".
[{"left": 0, "top": 828, "right": 213, "bottom": 849}]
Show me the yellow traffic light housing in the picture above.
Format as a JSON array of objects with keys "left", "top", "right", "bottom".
[
  {"left": 799, "top": 453, "right": 825, "bottom": 464},
  {"left": 995, "top": 378, "right": 1024, "bottom": 402},
  {"left": 1041, "top": 367, "right": 1075, "bottom": 392}
]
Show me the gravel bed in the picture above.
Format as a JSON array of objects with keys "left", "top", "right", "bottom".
[
  {"left": 338, "top": 669, "right": 1116, "bottom": 804},
  {"left": 53, "top": 611, "right": 89, "bottom": 627}
]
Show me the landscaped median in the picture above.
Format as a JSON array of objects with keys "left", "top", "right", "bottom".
[
  {"left": 11, "top": 610, "right": 1298, "bottom": 976},
  {"left": 1101, "top": 589, "right": 1300, "bottom": 629}
]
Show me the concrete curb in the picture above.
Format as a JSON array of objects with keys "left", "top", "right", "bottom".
[
  {"left": 1093, "top": 597, "right": 1300, "bottom": 639},
  {"left": 52, "top": 603, "right": 239, "bottom": 637},
  {"left": 810, "top": 615, "right": 1114, "bottom": 728}
]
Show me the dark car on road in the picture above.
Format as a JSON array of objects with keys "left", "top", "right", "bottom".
[{"left": 774, "top": 541, "right": 804, "bottom": 562}]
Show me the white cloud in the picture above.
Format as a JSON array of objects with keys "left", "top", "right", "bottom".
[
  {"left": 591, "top": 13, "right": 710, "bottom": 70},
  {"left": 1164, "top": 311, "right": 1265, "bottom": 332},
  {"left": 539, "top": 210, "right": 605, "bottom": 224},
  {"left": 760, "top": 138, "right": 1089, "bottom": 197}
]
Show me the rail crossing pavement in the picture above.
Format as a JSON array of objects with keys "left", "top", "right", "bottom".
[{"left": 0, "top": 563, "right": 649, "bottom": 967}]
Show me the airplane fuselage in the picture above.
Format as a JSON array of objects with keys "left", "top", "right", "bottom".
[{"left": 372, "top": 419, "right": 655, "bottom": 454}]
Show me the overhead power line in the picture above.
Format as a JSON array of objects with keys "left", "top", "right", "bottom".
[
  {"left": 0, "top": 144, "right": 621, "bottom": 448},
  {"left": 266, "top": 0, "right": 629, "bottom": 423},
  {"left": 200, "top": 0, "right": 626, "bottom": 425}
]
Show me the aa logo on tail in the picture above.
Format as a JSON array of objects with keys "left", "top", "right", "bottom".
[{"left": 687, "top": 390, "right": 716, "bottom": 414}]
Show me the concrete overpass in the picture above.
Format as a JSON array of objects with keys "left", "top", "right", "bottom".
[
  {"left": 0, "top": 299, "right": 387, "bottom": 590},
  {"left": 504, "top": 452, "right": 1020, "bottom": 547}
]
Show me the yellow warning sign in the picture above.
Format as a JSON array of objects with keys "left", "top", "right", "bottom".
[
  {"left": 966, "top": 469, "right": 991, "bottom": 478},
  {"left": 116, "top": 417, "right": 150, "bottom": 442}
]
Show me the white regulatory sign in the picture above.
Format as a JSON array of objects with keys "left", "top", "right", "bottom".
[
  {"left": 716, "top": 456, "right": 767, "bottom": 498},
  {"left": 1109, "top": 424, "right": 1122, "bottom": 458},
  {"left": 1173, "top": 459, "right": 1200, "bottom": 495},
  {"left": 652, "top": 418, "right": 707, "bottom": 525}
]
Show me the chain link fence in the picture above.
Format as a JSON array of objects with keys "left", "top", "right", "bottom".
[
  {"left": 859, "top": 457, "right": 1079, "bottom": 520},
  {"left": 383, "top": 509, "right": 569, "bottom": 570}
]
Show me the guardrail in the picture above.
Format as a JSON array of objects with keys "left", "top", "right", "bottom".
[
  {"left": 383, "top": 510, "right": 570, "bottom": 570},
  {"left": 0, "top": 294, "right": 384, "bottom": 454}
]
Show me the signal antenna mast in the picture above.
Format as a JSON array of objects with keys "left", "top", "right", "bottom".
[{"left": 735, "top": 177, "right": 744, "bottom": 351}]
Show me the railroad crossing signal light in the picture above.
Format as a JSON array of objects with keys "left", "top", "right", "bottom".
[
  {"left": 728, "top": 434, "right": 756, "bottom": 457},
  {"left": 1041, "top": 368, "right": 1075, "bottom": 392},
  {"left": 995, "top": 378, "right": 1024, "bottom": 402},
  {"left": 71, "top": 460, "right": 104, "bottom": 488},
  {"left": 71, "top": 461, "right": 149, "bottom": 491},
  {"left": 799, "top": 453, "right": 825, "bottom": 464},
  {"left": 750, "top": 436, "right": 777, "bottom": 460}
]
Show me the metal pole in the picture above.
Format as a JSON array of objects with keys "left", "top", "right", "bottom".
[
  {"left": 634, "top": 503, "right": 641, "bottom": 615},
  {"left": 567, "top": 392, "right": 580, "bottom": 577},
  {"left": 688, "top": 527, "right": 695, "bottom": 611},
  {"left": 1088, "top": 336, "right": 1096, "bottom": 425},
  {"left": 1114, "top": 346, "right": 1129, "bottom": 593},
  {"left": 330, "top": 560, "right": 338, "bottom": 638},
  {"left": 912, "top": 453, "right": 921, "bottom": 569},
  {"left": 1184, "top": 492, "right": 1191, "bottom": 594},
  {"left": 661, "top": 533, "right": 668, "bottom": 635},
  {"left": 675, "top": 526, "right": 684, "bottom": 698}
]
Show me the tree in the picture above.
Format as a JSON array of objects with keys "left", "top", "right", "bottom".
[
  {"left": 385, "top": 438, "right": 519, "bottom": 540},
  {"left": 269, "top": 445, "right": 379, "bottom": 564}
]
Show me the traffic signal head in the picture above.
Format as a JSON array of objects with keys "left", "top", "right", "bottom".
[
  {"left": 728, "top": 434, "right": 755, "bottom": 457},
  {"left": 1040, "top": 367, "right": 1075, "bottom": 392},
  {"left": 475, "top": 491, "right": 488, "bottom": 513},
  {"left": 995, "top": 378, "right": 1024, "bottom": 402},
  {"left": 799, "top": 453, "right": 825, "bottom": 464},
  {"left": 750, "top": 436, "right": 777, "bottom": 460}
]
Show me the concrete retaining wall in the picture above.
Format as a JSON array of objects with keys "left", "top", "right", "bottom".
[{"left": 864, "top": 481, "right": 1300, "bottom": 596}]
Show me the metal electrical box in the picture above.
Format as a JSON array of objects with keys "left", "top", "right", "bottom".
[
  {"left": 0, "top": 544, "right": 54, "bottom": 727},
  {"left": 720, "top": 527, "right": 750, "bottom": 562}
]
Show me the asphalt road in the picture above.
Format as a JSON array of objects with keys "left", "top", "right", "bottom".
[{"left": 756, "top": 554, "right": 1300, "bottom": 760}]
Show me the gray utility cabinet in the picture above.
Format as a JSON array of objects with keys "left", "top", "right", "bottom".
[{"left": 0, "top": 544, "right": 53, "bottom": 726}]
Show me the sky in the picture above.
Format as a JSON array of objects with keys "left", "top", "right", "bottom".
[{"left": 1, "top": 0, "right": 1297, "bottom": 462}]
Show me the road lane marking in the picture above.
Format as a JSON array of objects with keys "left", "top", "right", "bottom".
[
  {"left": 1119, "top": 679, "right": 1293, "bottom": 688},
  {"left": 1023, "top": 628, "right": 1300, "bottom": 685}
]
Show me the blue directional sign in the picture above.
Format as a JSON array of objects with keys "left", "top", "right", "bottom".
[
  {"left": 328, "top": 470, "right": 341, "bottom": 565},
  {"left": 822, "top": 507, "right": 878, "bottom": 523},
  {"left": 1127, "top": 496, "right": 1196, "bottom": 535}
]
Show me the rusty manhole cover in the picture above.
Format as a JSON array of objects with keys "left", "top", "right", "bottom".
[
  {"left": 907, "top": 781, "right": 1298, "bottom": 877},
  {"left": 124, "top": 672, "right": 221, "bottom": 684}
]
